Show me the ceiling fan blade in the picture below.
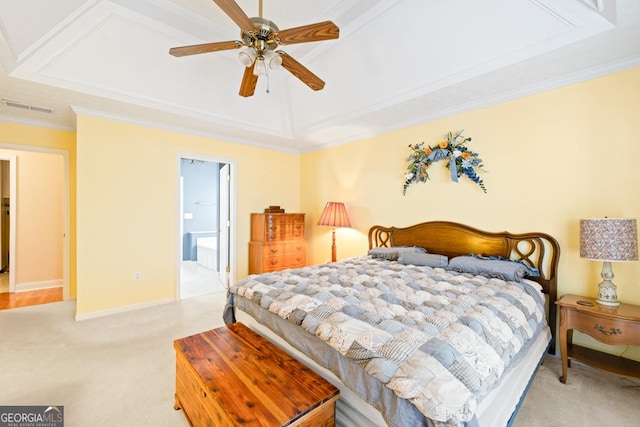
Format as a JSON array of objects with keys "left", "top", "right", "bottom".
[
  {"left": 212, "top": 0, "right": 255, "bottom": 31},
  {"left": 239, "top": 63, "right": 258, "bottom": 97},
  {"left": 276, "top": 21, "right": 339, "bottom": 46},
  {"left": 278, "top": 51, "right": 325, "bottom": 91},
  {"left": 169, "top": 40, "right": 241, "bottom": 57}
]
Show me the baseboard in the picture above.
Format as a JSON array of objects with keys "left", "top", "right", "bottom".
[
  {"left": 15, "top": 279, "right": 63, "bottom": 292},
  {"left": 74, "top": 297, "right": 175, "bottom": 321}
]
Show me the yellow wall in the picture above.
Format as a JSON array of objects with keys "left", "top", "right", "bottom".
[
  {"left": 75, "top": 115, "right": 300, "bottom": 315},
  {"left": 301, "top": 66, "right": 640, "bottom": 359},
  {"left": 0, "top": 122, "right": 76, "bottom": 296},
  {"left": 3, "top": 67, "right": 640, "bottom": 360}
]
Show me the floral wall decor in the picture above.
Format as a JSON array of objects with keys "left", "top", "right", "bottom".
[{"left": 403, "top": 130, "right": 487, "bottom": 195}]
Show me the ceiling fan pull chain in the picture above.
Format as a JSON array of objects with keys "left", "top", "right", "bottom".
[{"left": 266, "top": 72, "right": 270, "bottom": 94}]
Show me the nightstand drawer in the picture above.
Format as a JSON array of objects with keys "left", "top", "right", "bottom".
[{"left": 564, "top": 307, "right": 640, "bottom": 346}]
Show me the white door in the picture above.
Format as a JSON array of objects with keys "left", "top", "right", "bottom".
[{"left": 219, "top": 164, "right": 230, "bottom": 288}]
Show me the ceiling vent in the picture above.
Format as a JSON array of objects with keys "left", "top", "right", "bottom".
[{"left": 1, "top": 99, "right": 54, "bottom": 114}]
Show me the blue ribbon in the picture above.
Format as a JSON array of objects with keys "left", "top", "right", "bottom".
[
  {"left": 426, "top": 149, "right": 459, "bottom": 183},
  {"left": 426, "top": 148, "right": 449, "bottom": 162},
  {"left": 450, "top": 157, "right": 458, "bottom": 183}
]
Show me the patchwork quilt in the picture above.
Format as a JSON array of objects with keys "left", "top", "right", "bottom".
[{"left": 227, "top": 256, "right": 547, "bottom": 425}]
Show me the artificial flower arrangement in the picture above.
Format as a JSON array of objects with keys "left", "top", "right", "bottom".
[{"left": 403, "top": 130, "right": 487, "bottom": 195}]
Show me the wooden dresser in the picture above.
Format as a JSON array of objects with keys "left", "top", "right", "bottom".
[
  {"left": 249, "top": 213, "right": 307, "bottom": 274},
  {"left": 174, "top": 322, "right": 339, "bottom": 426}
]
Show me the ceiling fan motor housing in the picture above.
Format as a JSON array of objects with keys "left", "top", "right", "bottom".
[{"left": 242, "top": 17, "right": 280, "bottom": 53}]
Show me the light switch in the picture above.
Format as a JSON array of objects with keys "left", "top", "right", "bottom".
[{"left": 184, "top": 212, "right": 193, "bottom": 219}]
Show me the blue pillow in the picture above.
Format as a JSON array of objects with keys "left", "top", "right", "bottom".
[
  {"left": 398, "top": 252, "right": 448, "bottom": 267},
  {"left": 469, "top": 253, "right": 540, "bottom": 277},
  {"left": 368, "top": 246, "right": 426, "bottom": 261},
  {"left": 447, "top": 256, "right": 530, "bottom": 282}
]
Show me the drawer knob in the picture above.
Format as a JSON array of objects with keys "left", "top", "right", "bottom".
[{"left": 594, "top": 324, "right": 622, "bottom": 336}]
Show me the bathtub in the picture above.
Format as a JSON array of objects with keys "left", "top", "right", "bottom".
[{"left": 196, "top": 237, "right": 217, "bottom": 270}]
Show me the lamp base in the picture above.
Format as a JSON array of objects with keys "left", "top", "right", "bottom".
[
  {"left": 596, "top": 296, "right": 620, "bottom": 307},
  {"left": 595, "top": 262, "right": 620, "bottom": 306}
]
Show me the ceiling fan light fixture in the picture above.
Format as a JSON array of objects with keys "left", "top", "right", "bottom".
[
  {"left": 238, "top": 48, "right": 257, "bottom": 68},
  {"left": 265, "top": 50, "right": 282, "bottom": 70},
  {"left": 253, "top": 57, "right": 267, "bottom": 76}
]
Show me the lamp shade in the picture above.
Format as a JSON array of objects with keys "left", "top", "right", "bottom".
[
  {"left": 580, "top": 218, "right": 638, "bottom": 262},
  {"left": 317, "top": 202, "right": 351, "bottom": 228}
]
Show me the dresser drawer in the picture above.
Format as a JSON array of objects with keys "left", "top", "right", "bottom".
[
  {"left": 265, "top": 213, "right": 304, "bottom": 225},
  {"left": 565, "top": 308, "right": 640, "bottom": 346},
  {"left": 262, "top": 241, "right": 307, "bottom": 257},
  {"left": 251, "top": 213, "right": 305, "bottom": 242},
  {"left": 263, "top": 253, "right": 307, "bottom": 272},
  {"left": 265, "top": 221, "right": 304, "bottom": 241}
]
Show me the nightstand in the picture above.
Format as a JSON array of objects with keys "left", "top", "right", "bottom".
[{"left": 556, "top": 294, "right": 640, "bottom": 383}]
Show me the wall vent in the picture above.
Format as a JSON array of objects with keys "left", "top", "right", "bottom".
[{"left": 1, "top": 99, "right": 54, "bottom": 114}]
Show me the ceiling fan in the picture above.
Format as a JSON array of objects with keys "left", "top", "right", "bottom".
[{"left": 169, "top": 0, "right": 340, "bottom": 97}]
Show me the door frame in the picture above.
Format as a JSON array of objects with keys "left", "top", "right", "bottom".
[
  {"left": 176, "top": 152, "right": 237, "bottom": 299},
  {"left": 0, "top": 143, "right": 70, "bottom": 299},
  {"left": 0, "top": 154, "right": 16, "bottom": 292}
]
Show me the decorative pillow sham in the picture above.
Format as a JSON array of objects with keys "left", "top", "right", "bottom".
[
  {"left": 469, "top": 253, "right": 540, "bottom": 277},
  {"left": 368, "top": 246, "right": 426, "bottom": 261},
  {"left": 398, "top": 252, "right": 448, "bottom": 267},
  {"left": 447, "top": 256, "right": 530, "bottom": 282}
]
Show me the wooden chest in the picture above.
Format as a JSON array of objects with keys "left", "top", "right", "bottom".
[
  {"left": 174, "top": 322, "right": 339, "bottom": 426},
  {"left": 249, "top": 213, "right": 307, "bottom": 274}
]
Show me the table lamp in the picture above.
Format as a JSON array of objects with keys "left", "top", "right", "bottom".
[
  {"left": 317, "top": 202, "right": 351, "bottom": 262},
  {"left": 579, "top": 218, "right": 638, "bottom": 306}
]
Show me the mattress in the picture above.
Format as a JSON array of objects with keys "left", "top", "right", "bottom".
[
  {"left": 226, "top": 256, "right": 551, "bottom": 426},
  {"left": 236, "top": 307, "right": 550, "bottom": 427}
]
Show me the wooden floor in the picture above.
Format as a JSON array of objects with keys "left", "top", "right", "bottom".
[{"left": 0, "top": 287, "right": 63, "bottom": 310}]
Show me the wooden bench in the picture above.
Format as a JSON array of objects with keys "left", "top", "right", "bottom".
[{"left": 174, "top": 322, "right": 340, "bottom": 426}]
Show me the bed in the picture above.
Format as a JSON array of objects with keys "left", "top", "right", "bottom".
[{"left": 224, "top": 221, "right": 560, "bottom": 426}]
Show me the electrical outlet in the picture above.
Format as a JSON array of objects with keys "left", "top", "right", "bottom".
[{"left": 134, "top": 272, "right": 141, "bottom": 281}]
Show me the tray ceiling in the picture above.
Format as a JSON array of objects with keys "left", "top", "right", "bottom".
[{"left": 1, "top": 0, "right": 638, "bottom": 152}]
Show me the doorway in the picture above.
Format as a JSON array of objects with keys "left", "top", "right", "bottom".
[
  {"left": 0, "top": 146, "right": 68, "bottom": 309},
  {"left": 178, "top": 155, "right": 236, "bottom": 299},
  {"left": 0, "top": 157, "right": 14, "bottom": 296}
]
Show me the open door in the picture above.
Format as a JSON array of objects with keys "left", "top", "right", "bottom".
[
  {"left": 0, "top": 157, "right": 14, "bottom": 293},
  {"left": 219, "top": 164, "right": 230, "bottom": 288},
  {"left": 177, "top": 154, "right": 235, "bottom": 299}
]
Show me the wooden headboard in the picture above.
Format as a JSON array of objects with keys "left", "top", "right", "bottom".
[{"left": 368, "top": 221, "right": 560, "bottom": 354}]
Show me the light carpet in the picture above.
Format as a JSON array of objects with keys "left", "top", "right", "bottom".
[{"left": 1, "top": 293, "right": 638, "bottom": 426}]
